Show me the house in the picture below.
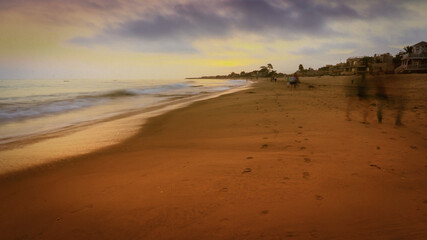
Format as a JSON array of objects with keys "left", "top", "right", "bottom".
[
  {"left": 344, "top": 53, "right": 395, "bottom": 74},
  {"left": 371, "top": 53, "right": 395, "bottom": 73},
  {"left": 329, "top": 63, "right": 346, "bottom": 76},
  {"left": 345, "top": 57, "right": 369, "bottom": 73},
  {"left": 397, "top": 41, "right": 427, "bottom": 73}
]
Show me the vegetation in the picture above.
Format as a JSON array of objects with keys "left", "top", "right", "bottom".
[
  {"left": 189, "top": 42, "right": 422, "bottom": 79},
  {"left": 403, "top": 45, "right": 414, "bottom": 54},
  {"left": 189, "top": 63, "right": 285, "bottom": 79}
]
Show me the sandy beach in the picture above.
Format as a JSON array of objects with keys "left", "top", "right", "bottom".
[{"left": 0, "top": 75, "right": 426, "bottom": 239}]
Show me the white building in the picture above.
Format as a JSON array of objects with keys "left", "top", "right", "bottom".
[{"left": 398, "top": 41, "right": 427, "bottom": 73}]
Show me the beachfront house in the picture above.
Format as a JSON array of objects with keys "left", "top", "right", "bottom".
[
  {"left": 345, "top": 57, "right": 368, "bottom": 73},
  {"left": 397, "top": 41, "right": 427, "bottom": 73},
  {"left": 344, "top": 54, "right": 395, "bottom": 74},
  {"left": 371, "top": 53, "right": 395, "bottom": 73}
]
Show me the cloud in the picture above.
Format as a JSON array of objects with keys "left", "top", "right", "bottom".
[
  {"left": 70, "top": 0, "right": 367, "bottom": 52},
  {"left": 3, "top": 0, "right": 425, "bottom": 54},
  {"left": 107, "top": 3, "right": 231, "bottom": 40},
  {"left": 104, "top": 0, "right": 361, "bottom": 40},
  {"left": 0, "top": 0, "right": 123, "bottom": 10},
  {"left": 290, "top": 41, "right": 359, "bottom": 55}
]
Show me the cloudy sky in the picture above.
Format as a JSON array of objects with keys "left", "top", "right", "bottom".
[{"left": 0, "top": 0, "right": 426, "bottom": 79}]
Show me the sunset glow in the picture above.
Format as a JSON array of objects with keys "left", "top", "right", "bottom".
[{"left": 1, "top": 0, "right": 426, "bottom": 79}]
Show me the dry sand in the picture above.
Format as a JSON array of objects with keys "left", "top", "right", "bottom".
[{"left": 0, "top": 75, "right": 426, "bottom": 239}]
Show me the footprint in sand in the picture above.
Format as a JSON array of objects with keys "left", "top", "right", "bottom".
[
  {"left": 261, "top": 144, "right": 269, "bottom": 149},
  {"left": 410, "top": 145, "right": 418, "bottom": 150},
  {"left": 300, "top": 146, "right": 306, "bottom": 150},
  {"left": 261, "top": 210, "right": 269, "bottom": 215},
  {"left": 304, "top": 157, "right": 311, "bottom": 163},
  {"left": 303, "top": 172, "right": 310, "bottom": 179},
  {"left": 242, "top": 168, "right": 252, "bottom": 174},
  {"left": 246, "top": 157, "right": 253, "bottom": 159},
  {"left": 281, "top": 177, "right": 290, "bottom": 184},
  {"left": 369, "top": 164, "right": 381, "bottom": 169},
  {"left": 315, "top": 195, "right": 324, "bottom": 200}
]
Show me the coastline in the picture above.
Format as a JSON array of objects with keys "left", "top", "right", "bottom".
[
  {"left": 0, "top": 81, "right": 252, "bottom": 175},
  {"left": 0, "top": 76, "right": 426, "bottom": 239}
]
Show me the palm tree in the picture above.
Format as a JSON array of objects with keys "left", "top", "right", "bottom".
[{"left": 403, "top": 45, "right": 413, "bottom": 54}]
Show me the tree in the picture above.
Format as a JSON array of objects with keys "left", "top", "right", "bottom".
[
  {"left": 393, "top": 52, "right": 404, "bottom": 68},
  {"left": 298, "top": 64, "right": 304, "bottom": 72},
  {"left": 228, "top": 72, "right": 239, "bottom": 78},
  {"left": 268, "top": 70, "right": 277, "bottom": 77},
  {"left": 240, "top": 71, "right": 246, "bottom": 76},
  {"left": 361, "top": 56, "right": 373, "bottom": 66},
  {"left": 267, "top": 63, "right": 273, "bottom": 71},
  {"left": 259, "top": 66, "right": 269, "bottom": 77},
  {"left": 252, "top": 70, "right": 259, "bottom": 79},
  {"left": 403, "top": 45, "right": 413, "bottom": 54}
]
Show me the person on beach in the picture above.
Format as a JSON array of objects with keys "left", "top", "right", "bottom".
[
  {"left": 289, "top": 73, "right": 299, "bottom": 89},
  {"left": 345, "top": 70, "right": 370, "bottom": 123},
  {"left": 286, "top": 75, "right": 290, "bottom": 88},
  {"left": 373, "top": 69, "right": 387, "bottom": 123},
  {"left": 374, "top": 73, "right": 406, "bottom": 126}
]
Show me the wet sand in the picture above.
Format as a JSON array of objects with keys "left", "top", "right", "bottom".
[
  {"left": 0, "top": 86, "right": 250, "bottom": 175},
  {"left": 0, "top": 75, "right": 426, "bottom": 239}
]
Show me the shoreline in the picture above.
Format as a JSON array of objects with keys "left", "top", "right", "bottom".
[
  {"left": 0, "top": 76, "right": 426, "bottom": 239},
  {"left": 0, "top": 82, "right": 252, "bottom": 176}
]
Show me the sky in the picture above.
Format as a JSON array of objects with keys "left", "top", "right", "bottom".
[{"left": 0, "top": 0, "right": 426, "bottom": 80}]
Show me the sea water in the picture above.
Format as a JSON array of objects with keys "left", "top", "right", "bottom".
[
  {"left": 0, "top": 78, "right": 249, "bottom": 174},
  {"left": 0, "top": 78, "right": 247, "bottom": 143}
]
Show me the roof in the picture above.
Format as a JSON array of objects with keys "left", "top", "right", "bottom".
[{"left": 413, "top": 41, "right": 427, "bottom": 47}]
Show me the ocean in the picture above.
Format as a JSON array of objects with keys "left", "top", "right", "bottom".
[{"left": 0, "top": 78, "right": 250, "bottom": 174}]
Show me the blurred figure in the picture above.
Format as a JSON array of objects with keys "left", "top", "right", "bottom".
[
  {"left": 345, "top": 71, "right": 370, "bottom": 123},
  {"left": 388, "top": 75, "right": 406, "bottom": 126},
  {"left": 372, "top": 72, "right": 406, "bottom": 126},
  {"left": 289, "top": 73, "right": 299, "bottom": 89},
  {"left": 373, "top": 70, "right": 387, "bottom": 123}
]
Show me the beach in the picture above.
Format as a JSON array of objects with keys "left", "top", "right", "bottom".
[{"left": 0, "top": 75, "right": 426, "bottom": 239}]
